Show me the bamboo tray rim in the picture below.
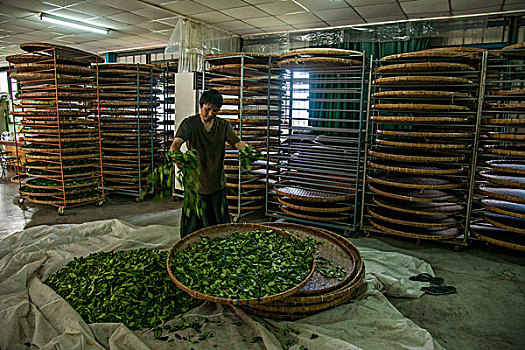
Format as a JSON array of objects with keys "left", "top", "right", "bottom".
[
  {"left": 274, "top": 182, "right": 354, "bottom": 202},
  {"left": 277, "top": 196, "right": 354, "bottom": 213},
  {"left": 166, "top": 223, "right": 316, "bottom": 306},
  {"left": 368, "top": 184, "right": 460, "bottom": 203},
  {"left": 368, "top": 160, "right": 463, "bottom": 175},
  {"left": 472, "top": 230, "right": 525, "bottom": 252},
  {"left": 368, "top": 207, "right": 458, "bottom": 228},
  {"left": 369, "top": 219, "right": 460, "bottom": 240},
  {"left": 367, "top": 174, "right": 462, "bottom": 189}
]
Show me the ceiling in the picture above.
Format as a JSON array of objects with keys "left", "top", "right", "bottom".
[{"left": 0, "top": 0, "right": 524, "bottom": 63}]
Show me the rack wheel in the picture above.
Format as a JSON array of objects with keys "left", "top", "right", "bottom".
[
  {"left": 134, "top": 197, "right": 142, "bottom": 202},
  {"left": 18, "top": 197, "right": 24, "bottom": 205},
  {"left": 454, "top": 245, "right": 463, "bottom": 252},
  {"left": 365, "top": 230, "right": 372, "bottom": 238},
  {"left": 58, "top": 207, "right": 65, "bottom": 216},
  {"left": 96, "top": 200, "right": 104, "bottom": 207}
]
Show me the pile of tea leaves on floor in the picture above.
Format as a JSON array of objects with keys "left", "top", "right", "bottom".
[
  {"left": 170, "top": 229, "right": 316, "bottom": 299},
  {"left": 45, "top": 249, "right": 201, "bottom": 332}
]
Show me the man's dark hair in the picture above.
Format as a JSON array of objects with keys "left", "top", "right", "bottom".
[{"left": 199, "top": 89, "right": 223, "bottom": 108}]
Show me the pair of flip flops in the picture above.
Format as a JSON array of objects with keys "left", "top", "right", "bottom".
[{"left": 409, "top": 273, "right": 457, "bottom": 296}]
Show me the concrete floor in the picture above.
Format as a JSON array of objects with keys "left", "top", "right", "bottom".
[{"left": 1, "top": 169, "right": 524, "bottom": 350}]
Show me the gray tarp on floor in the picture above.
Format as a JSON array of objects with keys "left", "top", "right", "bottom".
[{"left": 0, "top": 219, "right": 443, "bottom": 350}]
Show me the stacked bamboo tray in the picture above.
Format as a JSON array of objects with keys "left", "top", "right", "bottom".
[
  {"left": 97, "top": 63, "right": 162, "bottom": 199},
  {"left": 363, "top": 48, "right": 483, "bottom": 242},
  {"left": 241, "top": 222, "right": 364, "bottom": 320},
  {"left": 472, "top": 43, "right": 525, "bottom": 251},
  {"left": 204, "top": 53, "right": 279, "bottom": 219},
  {"left": 7, "top": 43, "right": 105, "bottom": 214},
  {"left": 269, "top": 48, "right": 366, "bottom": 230}
]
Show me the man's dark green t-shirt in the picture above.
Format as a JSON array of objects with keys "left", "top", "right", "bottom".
[{"left": 175, "top": 115, "right": 240, "bottom": 194}]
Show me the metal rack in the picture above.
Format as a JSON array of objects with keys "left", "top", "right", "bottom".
[
  {"left": 97, "top": 63, "right": 162, "bottom": 201},
  {"left": 204, "top": 53, "right": 277, "bottom": 222},
  {"left": 159, "top": 61, "right": 178, "bottom": 152},
  {"left": 7, "top": 44, "right": 105, "bottom": 215},
  {"left": 360, "top": 49, "right": 485, "bottom": 247},
  {"left": 267, "top": 51, "right": 368, "bottom": 232},
  {"left": 470, "top": 49, "right": 525, "bottom": 251}
]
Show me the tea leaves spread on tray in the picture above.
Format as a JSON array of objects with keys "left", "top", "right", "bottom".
[
  {"left": 170, "top": 229, "right": 316, "bottom": 299},
  {"left": 45, "top": 249, "right": 201, "bottom": 332}
]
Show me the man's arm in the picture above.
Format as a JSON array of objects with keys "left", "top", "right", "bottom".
[
  {"left": 170, "top": 137, "right": 185, "bottom": 152},
  {"left": 234, "top": 140, "right": 247, "bottom": 151}
]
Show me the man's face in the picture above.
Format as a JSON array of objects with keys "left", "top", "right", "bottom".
[{"left": 200, "top": 103, "right": 220, "bottom": 122}]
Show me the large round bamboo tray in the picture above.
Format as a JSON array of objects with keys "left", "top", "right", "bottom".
[
  {"left": 104, "top": 168, "right": 150, "bottom": 175},
  {"left": 204, "top": 53, "right": 270, "bottom": 64},
  {"left": 274, "top": 182, "right": 353, "bottom": 202},
  {"left": 24, "top": 178, "right": 99, "bottom": 189},
  {"left": 373, "top": 103, "right": 470, "bottom": 112},
  {"left": 11, "top": 110, "right": 90, "bottom": 118},
  {"left": 367, "top": 174, "right": 463, "bottom": 189},
  {"left": 104, "top": 183, "right": 150, "bottom": 190},
  {"left": 482, "top": 212, "right": 525, "bottom": 235},
  {"left": 368, "top": 184, "right": 459, "bottom": 203},
  {"left": 281, "top": 205, "right": 349, "bottom": 222},
  {"left": 368, "top": 207, "right": 458, "bottom": 228},
  {"left": 103, "top": 154, "right": 155, "bottom": 160},
  {"left": 101, "top": 146, "right": 158, "bottom": 152},
  {"left": 214, "top": 86, "right": 273, "bottom": 96},
  {"left": 501, "top": 42, "right": 525, "bottom": 58},
  {"left": 279, "top": 48, "right": 362, "bottom": 59},
  {"left": 26, "top": 152, "right": 98, "bottom": 160},
  {"left": 484, "top": 118, "right": 525, "bottom": 126},
  {"left": 375, "top": 138, "right": 470, "bottom": 150},
  {"left": 380, "top": 48, "right": 483, "bottom": 61},
  {"left": 166, "top": 223, "right": 316, "bottom": 306},
  {"left": 481, "top": 199, "right": 525, "bottom": 219},
  {"left": 485, "top": 103, "right": 525, "bottom": 111},
  {"left": 101, "top": 132, "right": 152, "bottom": 138},
  {"left": 13, "top": 63, "right": 93, "bottom": 75},
  {"left": 369, "top": 149, "right": 465, "bottom": 162},
  {"left": 10, "top": 72, "right": 92, "bottom": 83},
  {"left": 104, "top": 176, "right": 148, "bottom": 182},
  {"left": 471, "top": 225, "right": 525, "bottom": 252},
  {"left": 98, "top": 92, "right": 153, "bottom": 100},
  {"left": 24, "top": 160, "right": 97, "bottom": 170},
  {"left": 20, "top": 42, "right": 104, "bottom": 63},
  {"left": 227, "top": 204, "right": 264, "bottom": 211},
  {"left": 219, "top": 109, "right": 277, "bottom": 116},
  {"left": 6, "top": 54, "right": 90, "bottom": 66},
  {"left": 97, "top": 109, "right": 156, "bottom": 116},
  {"left": 98, "top": 76, "right": 154, "bottom": 84},
  {"left": 25, "top": 168, "right": 96, "bottom": 179},
  {"left": 98, "top": 101, "right": 160, "bottom": 107},
  {"left": 368, "top": 159, "right": 463, "bottom": 175},
  {"left": 225, "top": 118, "right": 276, "bottom": 126},
  {"left": 371, "top": 115, "right": 470, "bottom": 124},
  {"left": 223, "top": 97, "right": 279, "bottom": 106},
  {"left": 208, "top": 64, "right": 268, "bottom": 76},
  {"left": 277, "top": 196, "right": 353, "bottom": 213},
  {"left": 370, "top": 219, "right": 460, "bottom": 240},
  {"left": 375, "top": 62, "right": 474, "bottom": 73},
  {"left": 478, "top": 186, "right": 525, "bottom": 204},
  {"left": 100, "top": 123, "right": 153, "bottom": 130},
  {"left": 263, "top": 223, "right": 363, "bottom": 295},
  {"left": 485, "top": 145, "right": 525, "bottom": 158},
  {"left": 99, "top": 116, "right": 157, "bottom": 122},
  {"left": 21, "top": 119, "right": 96, "bottom": 126},
  {"left": 97, "top": 69, "right": 160, "bottom": 77},
  {"left": 22, "top": 145, "right": 97, "bottom": 154},
  {"left": 487, "top": 132, "right": 525, "bottom": 141},
  {"left": 489, "top": 89, "right": 525, "bottom": 96},
  {"left": 277, "top": 57, "right": 362, "bottom": 69},
  {"left": 97, "top": 63, "right": 161, "bottom": 72},
  {"left": 373, "top": 196, "right": 464, "bottom": 217},
  {"left": 209, "top": 76, "right": 270, "bottom": 87},
  {"left": 487, "top": 160, "right": 525, "bottom": 175},
  {"left": 225, "top": 180, "right": 267, "bottom": 189},
  {"left": 99, "top": 85, "right": 154, "bottom": 91},
  {"left": 373, "top": 76, "right": 473, "bottom": 86},
  {"left": 372, "top": 90, "right": 470, "bottom": 99},
  {"left": 21, "top": 127, "right": 95, "bottom": 135},
  {"left": 27, "top": 193, "right": 104, "bottom": 206},
  {"left": 480, "top": 171, "right": 525, "bottom": 189},
  {"left": 241, "top": 270, "right": 363, "bottom": 316},
  {"left": 377, "top": 129, "right": 472, "bottom": 138},
  {"left": 226, "top": 194, "right": 264, "bottom": 201},
  {"left": 19, "top": 186, "right": 62, "bottom": 197}
]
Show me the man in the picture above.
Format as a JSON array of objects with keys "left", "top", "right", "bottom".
[{"left": 170, "top": 89, "right": 247, "bottom": 238}]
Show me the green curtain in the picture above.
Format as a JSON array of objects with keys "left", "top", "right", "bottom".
[{"left": 308, "top": 39, "right": 431, "bottom": 135}]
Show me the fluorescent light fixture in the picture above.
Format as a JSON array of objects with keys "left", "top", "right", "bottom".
[{"left": 40, "top": 13, "right": 109, "bottom": 35}]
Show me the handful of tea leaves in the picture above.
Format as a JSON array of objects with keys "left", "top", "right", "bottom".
[
  {"left": 44, "top": 249, "right": 201, "bottom": 332},
  {"left": 239, "top": 145, "right": 264, "bottom": 171},
  {"left": 143, "top": 150, "right": 203, "bottom": 218},
  {"left": 170, "top": 229, "right": 316, "bottom": 299}
]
